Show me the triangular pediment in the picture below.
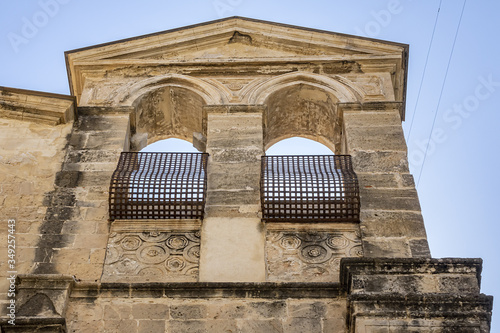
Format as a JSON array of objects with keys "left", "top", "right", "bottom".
[
  {"left": 97, "top": 27, "right": 373, "bottom": 62},
  {"left": 66, "top": 16, "right": 407, "bottom": 63},
  {"left": 66, "top": 17, "right": 408, "bottom": 115},
  {"left": 110, "top": 36, "right": 313, "bottom": 61}
]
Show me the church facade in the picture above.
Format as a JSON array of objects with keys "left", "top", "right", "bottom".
[{"left": 0, "top": 17, "right": 493, "bottom": 332}]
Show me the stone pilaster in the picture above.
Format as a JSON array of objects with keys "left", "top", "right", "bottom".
[
  {"left": 341, "top": 102, "right": 429, "bottom": 258},
  {"left": 33, "top": 107, "right": 132, "bottom": 281},
  {"left": 199, "top": 105, "right": 266, "bottom": 282}
]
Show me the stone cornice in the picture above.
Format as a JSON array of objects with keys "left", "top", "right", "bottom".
[
  {"left": 0, "top": 86, "right": 75, "bottom": 125},
  {"left": 71, "top": 281, "right": 342, "bottom": 299}
]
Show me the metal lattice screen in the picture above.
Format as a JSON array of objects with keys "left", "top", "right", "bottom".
[
  {"left": 261, "top": 155, "right": 360, "bottom": 222},
  {"left": 109, "top": 152, "right": 208, "bottom": 220}
]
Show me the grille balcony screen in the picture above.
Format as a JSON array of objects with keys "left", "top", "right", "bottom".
[
  {"left": 109, "top": 152, "right": 208, "bottom": 220},
  {"left": 261, "top": 155, "right": 360, "bottom": 222}
]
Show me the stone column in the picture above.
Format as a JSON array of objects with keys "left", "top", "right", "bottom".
[
  {"left": 199, "top": 105, "right": 266, "bottom": 282},
  {"left": 341, "top": 102, "right": 429, "bottom": 258}
]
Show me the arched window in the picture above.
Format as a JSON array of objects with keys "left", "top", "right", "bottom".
[
  {"left": 109, "top": 139, "right": 208, "bottom": 220},
  {"left": 140, "top": 138, "right": 200, "bottom": 153},
  {"left": 266, "top": 137, "right": 334, "bottom": 155},
  {"left": 261, "top": 137, "right": 359, "bottom": 222}
]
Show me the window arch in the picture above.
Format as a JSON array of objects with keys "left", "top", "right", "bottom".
[
  {"left": 266, "top": 137, "right": 334, "bottom": 155},
  {"left": 140, "top": 138, "right": 200, "bottom": 153},
  {"left": 130, "top": 86, "right": 206, "bottom": 152},
  {"left": 261, "top": 137, "right": 359, "bottom": 222},
  {"left": 263, "top": 83, "right": 342, "bottom": 154},
  {"left": 109, "top": 138, "right": 208, "bottom": 220}
]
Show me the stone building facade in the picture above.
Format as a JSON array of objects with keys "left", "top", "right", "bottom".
[{"left": 0, "top": 17, "right": 493, "bottom": 332}]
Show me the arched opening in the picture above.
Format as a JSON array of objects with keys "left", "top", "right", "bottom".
[
  {"left": 140, "top": 138, "right": 199, "bottom": 153},
  {"left": 266, "top": 137, "right": 334, "bottom": 155},
  {"left": 109, "top": 138, "right": 208, "bottom": 220},
  {"left": 264, "top": 84, "right": 342, "bottom": 153},
  {"left": 261, "top": 139, "right": 359, "bottom": 222},
  {"left": 130, "top": 86, "right": 206, "bottom": 151}
]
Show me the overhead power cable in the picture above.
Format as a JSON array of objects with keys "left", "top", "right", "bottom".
[
  {"left": 416, "top": 0, "right": 467, "bottom": 188},
  {"left": 406, "top": 0, "right": 443, "bottom": 142}
]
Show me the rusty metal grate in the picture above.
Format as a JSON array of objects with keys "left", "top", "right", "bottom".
[
  {"left": 261, "top": 155, "right": 360, "bottom": 222},
  {"left": 109, "top": 152, "right": 208, "bottom": 220}
]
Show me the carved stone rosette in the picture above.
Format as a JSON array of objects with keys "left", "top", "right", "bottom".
[
  {"left": 102, "top": 230, "right": 200, "bottom": 282},
  {"left": 266, "top": 229, "right": 362, "bottom": 282}
]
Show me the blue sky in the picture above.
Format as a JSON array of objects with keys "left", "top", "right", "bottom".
[{"left": 1, "top": 0, "right": 498, "bottom": 328}]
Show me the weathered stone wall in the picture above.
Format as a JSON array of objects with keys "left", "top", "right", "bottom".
[
  {"left": 5, "top": 259, "right": 491, "bottom": 332},
  {"left": 31, "top": 109, "right": 130, "bottom": 282},
  {"left": 342, "top": 102, "right": 429, "bottom": 258},
  {"left": 65, "top": 296, "right": 346, "bottom": 332},
  {"left": 0, "top": 117, "right": 72, "bottom": 312}
]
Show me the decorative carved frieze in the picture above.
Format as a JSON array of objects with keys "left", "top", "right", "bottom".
[
  {"left": 266, "top": 227, "right": 362, "bottom": 282},
  {"left": 102, "top": 230, "right": 200, "bottom": 282}
]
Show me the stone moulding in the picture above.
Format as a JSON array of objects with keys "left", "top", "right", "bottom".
[
  {"left": 340, "top": 257, "right": 493, "bottom": 332},
  {"left": 110, "top": 219, "right": 202, "bottom": 233},
  {"left": 5, "top": 260, "right": 492, "bottom": 332},
  {"left": 0, "top": 317, "right": 66, "bottom": 333},
  {"left": 349, "top": 294, "right": 493, "bottom": 332},
  {"left": 0, "top": 86, "right": 75, "bottom": 125},
  {"left": 338, "top": 101, "right": 404, "bottom": 119},
  {"left": 70, "top": 281, "right": 342, "bottom": 299},
  {"left": 349, "top": 293, "right": 494, "bottom": 318},
  {"left": 339, "top": 257, "right": 484, "bottom": 293}
]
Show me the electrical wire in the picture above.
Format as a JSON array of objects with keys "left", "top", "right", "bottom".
[
  {"left": 416, "top": 0, "right": 467, "bottom": 188},
  {"left": 406, "top": 0, "right": 442, "bottom": 142}
]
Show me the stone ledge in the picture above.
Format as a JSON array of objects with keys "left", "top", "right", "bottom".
[
  {"left": 204, "top": 104, "right": 266, "bottom": 114},
  {"left": 265, "top": 222, "right": 360, "bottom": 231},
  {"left": 339, "top": 101, "right": 404, "bottom": 119},
  {"left": 16, "top": 274, "right": 75, "bottom": 290},
  {"left": 349, "top": 293, "right": 493, "bottom": 319},
  {"left": 77, "top": 106, "right": 134, "bottom": 116},
  {"left": 340, "top": 257, "right": 482, "bottom": 280},
  {"left": 110, "top": 219, "right": 202, "bottom": 232},
  {"left": 71, "top": 282, "right": 341, "bottom": 299},
  {"left": 0, "top": 317, "right": 66, "bottom": 333},
  {"left": 0, "top": 86, "right": 75, "bottom": 125},
  {"left": 340, "top": 258, "right": 484, "bottom": 295}
]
